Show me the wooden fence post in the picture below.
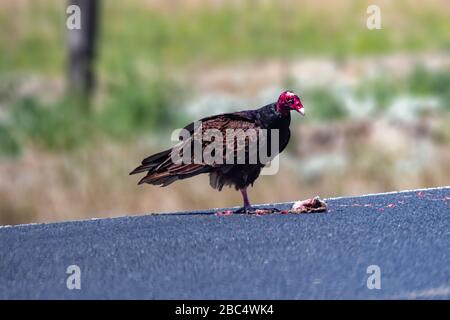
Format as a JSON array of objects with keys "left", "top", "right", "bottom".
[{"left": 67, "top": 0, "right": 100, "bottom": 103}]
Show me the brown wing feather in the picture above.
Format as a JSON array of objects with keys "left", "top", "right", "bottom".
[{"left": 131, "top": 112, "right": 262, "bottom": 187}]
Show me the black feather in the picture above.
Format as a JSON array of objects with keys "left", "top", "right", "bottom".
[{"left": 130, "top": 102, "right": 292, "bottom": 191}]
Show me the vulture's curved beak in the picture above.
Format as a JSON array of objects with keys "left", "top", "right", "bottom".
[{"left": 294, "top": 101, "right": 305, "bottom": 116}]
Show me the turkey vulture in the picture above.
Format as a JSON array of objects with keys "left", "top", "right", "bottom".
[{"left": 130, "top": 91, "right": 305, "bottom": 213}]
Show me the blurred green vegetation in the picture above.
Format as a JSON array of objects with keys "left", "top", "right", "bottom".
[
  {"left": 355, "top": 65, "right": 450, "bottom": 112},
  {"left": 0, "top": 72, "right": 180, "bottom": 156},
  {"left": 98, "top": 68, "right": 181, "bottom": 139},
  {"left": 1, "top": 0, "right": 450, "bottom": 156},
  {"left": 10, "top": 97, "right": 93, "bottom": 151},
  {"left": 305, "top": 89, "right": 348, "bottom": 121},
  {"left": 1, "top": 0, "right": 450, "bottom": 74},
  {"left": 2, "top": 65, "right": 449, "bottom": 156},
  {"left": 1, "top": 0, "right": 450, "bottom": 225},
  {"left": 295, "top": 65, "right": 450, "bottom": 122},
  {"left": 0, "top": 124, "right": 21, "bottom": 156},
  {"left": 408, "top": 66, "right": 450, "bottom": 106}
]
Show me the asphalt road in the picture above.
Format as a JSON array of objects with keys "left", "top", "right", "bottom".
[{"left": 1, "top": 187, "right": 449, "bottom": 299}]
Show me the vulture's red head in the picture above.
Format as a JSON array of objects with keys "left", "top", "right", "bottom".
[{"left": 276, "top": 91, "right": 304, "bottom": 116}]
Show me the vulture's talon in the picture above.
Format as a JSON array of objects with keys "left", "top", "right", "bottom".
[{"left": 234, "top": 206, "right": 255, "bottom": 214}]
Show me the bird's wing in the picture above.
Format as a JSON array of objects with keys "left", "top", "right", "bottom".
[{"left": 130, "top": 112, "right": 265, "bottom": 186}]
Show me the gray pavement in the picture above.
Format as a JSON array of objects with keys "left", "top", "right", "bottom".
[{"left": 1, "top": 187, "right": 449, "bottom": 299}]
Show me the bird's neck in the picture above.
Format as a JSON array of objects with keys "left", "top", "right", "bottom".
[
  {"left": 273, "top": 103, "right": 291, "bottom": 119},
  {"left": 275, "top": 101, "right": 290, "bottom": 116},
  {"left": 255, "top": 103, "right": 291, "bottom": 128}
]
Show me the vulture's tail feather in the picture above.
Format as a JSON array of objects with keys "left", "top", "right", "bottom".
[
  {"left": 131, "top": 148, "right": 211, "bottom": 186},
  {"left": 129, "top": 149, "right": 171, "bottom": 175}
]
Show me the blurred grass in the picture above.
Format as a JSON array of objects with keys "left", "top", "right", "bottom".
[
  {"left": 0, "top": 124, "right": 20, "bottom": 156},
  {"left": 1, "top": 0, "right": 450, "bottom": 225},
  {"left": 10, "top": 97, "right": 93, "bottom": 151},
  {"left": 354, "top": 65, "right": 450, "bottom": 112},
  {"left": 0, "top": 73, "right": 180, "bottom": 155},
  {"left": 98, "top": 68, "right": 182, "bottom": 139},
  {"left": 1, "top": 0, "right": 450, "bottom": 75},
  {"left": 0, "top": 1, "right": 65, "bottom": 73},
  {"left": 408, "top": 66, "right": 450, "bottom": 108},
  {"left": 304, "top": 88, "right": 348, "bottom": 121},
  {"left": 2, "top": 64, "right": 450, "bottom": 155},
  {"left": 1, "top": 0, "right": 449, "bottom": 144}
]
